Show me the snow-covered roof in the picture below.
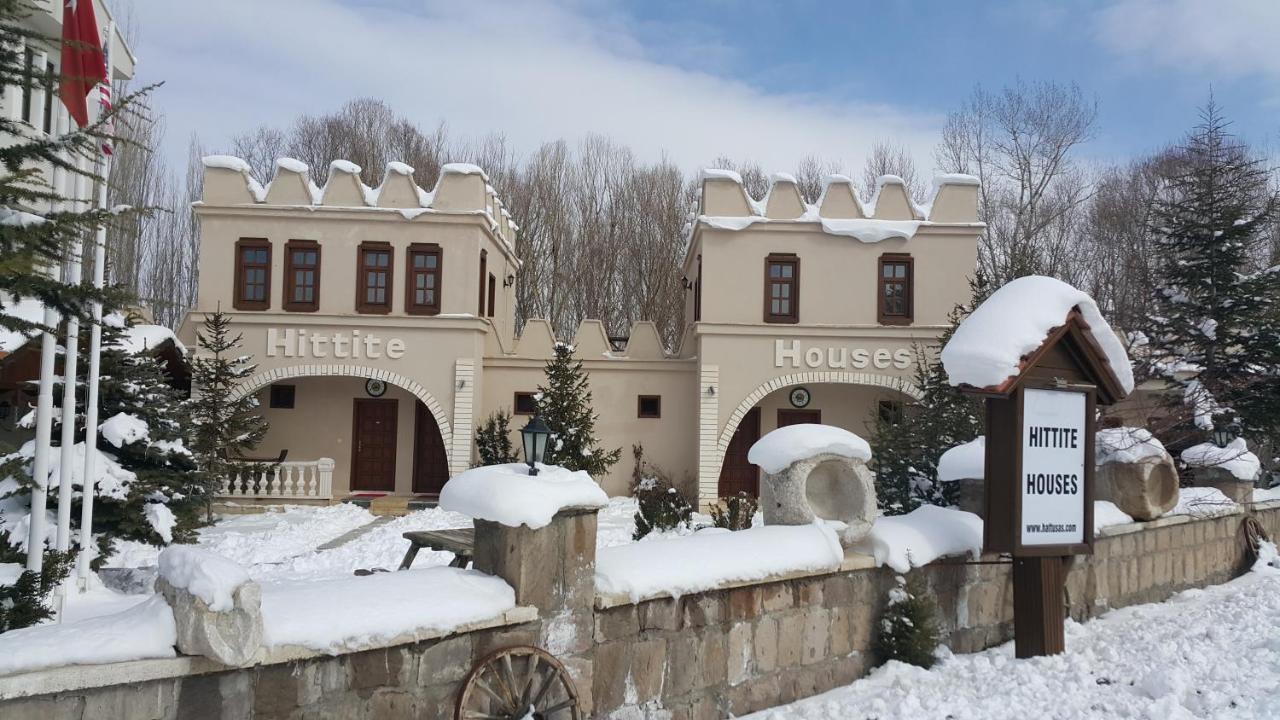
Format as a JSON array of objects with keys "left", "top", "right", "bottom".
[
  {"left": 747, "top": 424, "right": 871, "bottom": 475},
  {"left": 941, "top": 275, "right": 1135, "bottom": 396},
  {"left": 1097, "top": 427, "right": 1167, "bottom": 465},
  {"left": 938, "top": 436, "right": 985, "bottom": 481},
  {"left": 1180, "top": 438, "right": 1260, "bottom": 482},
  {"left": 0, "top": 297, "right": 49, "bottom": 353},
  {"left": 438, "top": 463, "right": 608, "bottom": 528}
]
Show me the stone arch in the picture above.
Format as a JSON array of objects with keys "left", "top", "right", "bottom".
[
  {"left": 709, "top": 371, "right": 923, "bottom": 493},
  {"left": 232, "top": 363, "right": 453, "bottom": 467}
]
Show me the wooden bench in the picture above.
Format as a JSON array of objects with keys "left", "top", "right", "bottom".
[{"left": 399, "top": 528, "right": 475, "bottom": 570}]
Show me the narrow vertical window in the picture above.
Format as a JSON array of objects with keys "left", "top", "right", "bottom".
[
  {"left": 487, "top": 273, "right": 496, "bottom": 318},
  {"left": 694, "top": 254, "right": 703, "bottom": 322},
  {"left": 41, "top": 65, "right": 53, "bottom": 134},
  {"left": 763, "top": 254, "right": 799, "bottom": 323},
  {"left": 478, "top": 249, "right": 488, "bottom": 316},
  {"left": 877, "top": 254, "right": 914, "bottom": 325},
  {"left": 357, "top": 242, "right": 393, "bottom": 314},
  {"left": 406, "top": 243, "right": 442, "bottom": 315},
  {"left": 284, "top": 240, "right": 320, "bottom": 312},
  {"left": 20, "top": 47, "right": 33, "bottom": 124},
  {"left": 233, "top": 239, "right": 271, "bottom": 310}
]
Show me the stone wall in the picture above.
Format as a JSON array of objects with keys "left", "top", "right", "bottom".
[{"left": 4, "top": 504, "right": 1276, "bottom": 720}]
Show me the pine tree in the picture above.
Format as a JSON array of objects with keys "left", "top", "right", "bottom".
[
  {"left": 1143, "top": 101, "right": 1280, "bottom": 448},
  {"left": 0, "top": 0, "right": 149, "bottom": 336},
  {"left": 475, "top": 410, "right": 519, "bottom": 466},
  {"left": 875, "top": 573, "right": 940, "bottom": 668},
  {"left": 0, "top": 549, "right": 71, "bottom": 632},
  {"left": 535, "top": 343, "right": 621, "bottom": 477},
  {"left": 185, "top": 310, "right": 269, "bottom": 520}
]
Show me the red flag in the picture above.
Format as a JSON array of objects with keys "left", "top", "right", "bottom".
[{"left": 59, "top": 0, "right": 107, "bottom": 128}]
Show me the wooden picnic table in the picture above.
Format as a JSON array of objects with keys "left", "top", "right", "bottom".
[{"left": 400, "top": 528, "right": 475, "bottom": 570}]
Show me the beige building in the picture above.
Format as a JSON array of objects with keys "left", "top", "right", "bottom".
[{"left": 181, "top": 160, "right": 982, "bottom": 506}]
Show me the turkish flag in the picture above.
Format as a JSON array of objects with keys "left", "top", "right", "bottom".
[{"left": 59, "top": 0, "right": 106, "bottom": 128}]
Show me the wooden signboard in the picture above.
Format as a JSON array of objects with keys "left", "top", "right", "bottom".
[{"left": 970, "top": 312, "right": 1127, "bottom": 658}]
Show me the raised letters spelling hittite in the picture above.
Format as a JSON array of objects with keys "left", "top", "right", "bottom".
[
  {"left": 266, "top": 328, "right": 406, "bottom": 360},
  {"left": 1019, "top": 388, "right": 1087, "bottom": 546}
]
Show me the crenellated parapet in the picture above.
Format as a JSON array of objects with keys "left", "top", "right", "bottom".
[
  {"left": 489, "top": 319, "right": 673, "bottom": 361},
  {"left": 688, "top": 169, "right": 981, "bottom": 244},
  {"left": 198, "top": 156, "right": 520, "bottom": 248}
]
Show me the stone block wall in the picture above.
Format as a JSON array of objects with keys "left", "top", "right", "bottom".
[{"left": 3, "top": 505, "right": 1276, "bottom": 720}]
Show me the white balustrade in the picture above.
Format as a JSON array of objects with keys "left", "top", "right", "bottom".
[{"left": 219, "top": 458, "right": 335, "bottom": 500}]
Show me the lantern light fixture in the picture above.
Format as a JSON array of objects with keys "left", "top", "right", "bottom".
[{"left": 520, "top": 413, "right": 552, "bottom": 476}]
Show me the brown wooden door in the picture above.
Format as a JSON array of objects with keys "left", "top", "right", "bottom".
[
  {"left": 412, "top": 403, "right": 450, "bottom": 495},
  {"left": 718, "top": 407, "right": 761, "bottom": 498},
  {"left": 777, "top": 409, "right": 821, "bottom": 427},
  {"left": 351, "top": 399, "right": 398, "bottom": 492}
]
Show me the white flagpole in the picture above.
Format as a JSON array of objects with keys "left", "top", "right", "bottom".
[
  {"left": 54, "top": 158, "right": 85, "bottom": 554},
  {"left": 25, "top": 308, "right": 58, "bottom": 572},
  {"left": 77, "top": 19, "right": 114, "bottom": 584}
]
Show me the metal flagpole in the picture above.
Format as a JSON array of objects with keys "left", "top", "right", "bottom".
[
  {"left": 54, "top": 159, "right": 85, "bottom": 554},
  {"left": 25, "top": 307, "right": 58, "bottom": 572},
  {"left": 78, "top": 19, "right": 114, "bottom": 584}
]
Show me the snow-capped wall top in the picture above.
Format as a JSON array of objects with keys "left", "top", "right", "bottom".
[
  {"left": 1180, "top": 438, "right": 1260, "bottom": 482},
  {"left": 1097, "top": 427, "right": 1167, "bottom": 465},
  {"left": 275, "top": 157, "right": 308, "bottom": 174},
  {"left": 441, "top": 162, "right": 489, "bottom": 180},
  {"left": 202, "top": 155, "right": 253, "bottom": 173},
  {"left": 938, "top": 436, "right": 985, "bottom": 482},
  {"left": 328, "top": 159, "right": 362, "bottom": 176},
  {"left": 385, "top": 161, "right": 414, "bottom": 175},
  {"left": 747, "top": 424, "right": 872, "bottom": 475},
  {"left": 438, "top": 463, "right": 608, "bottom": 529},
  {"left": 941, "top": 275, "right": 1135, "bottom": 395},
  {"left": 700, "top": 167, "right": 744, "bottom": 184}
]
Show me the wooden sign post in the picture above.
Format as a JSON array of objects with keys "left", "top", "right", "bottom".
[{"left": 971, "top": 314, "right": 1127, "bottom": 658}]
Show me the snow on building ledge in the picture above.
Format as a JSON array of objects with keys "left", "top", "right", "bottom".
[
  {"left": 199, "top": 156, "right": 518, "bottom": 249},
  {"left": 692, "top": 168, "right": 981, "bottom": 244}
]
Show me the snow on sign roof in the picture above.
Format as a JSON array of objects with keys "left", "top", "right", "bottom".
[
  {"left": 940, "top": 275, "right": 1135, "bottom": 396},
  {"left": 747, "top": 424, "right": 871, "bottom": 475},
  {"left": 438, "top": 463, "right": 608, "bottom": 528}
]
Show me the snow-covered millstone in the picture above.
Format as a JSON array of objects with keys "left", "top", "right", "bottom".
[
  {"left": 940, "top": 275, "right": 1135, "bottom": 395},
  {"left": 1181, "top": 438, "right": 1261, "bottom": 504},
  {"left": 156, "top": 546, "right": 263, "bottom": 665},
  {"left": 1095, "top": 427, "right": 1178, "bottom": 521},
  {"left": 438, "top": 463, "right": 608, "bottom": 529},
  {"left": 937, "top": 436, "right": 985, "bottom": 517},
  {"left": 748, "top": 424, "right": 877, "bottom": 545}
]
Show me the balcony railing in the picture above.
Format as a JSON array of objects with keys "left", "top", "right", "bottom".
[{"left": 220, "top": 458, "right": 335, "bottom": 500}]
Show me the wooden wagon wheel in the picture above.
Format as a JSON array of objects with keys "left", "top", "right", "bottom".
[{"left": 456, "top": 645, "right": 582, "bottom": 720}]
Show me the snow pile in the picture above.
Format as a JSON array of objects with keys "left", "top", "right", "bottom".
[
  {"left": 820, "top": 218, "right": 922, "bottom": 243},
  {"left": 439, "top": 463, "right": 607, "bottom": 529},
  {"left": 259, "top": 567, "right": 514, "bottom": 652},
  {"left": 2, "top": 439, "right": 135, "bottom": 502},
  {"left": 0, "top": 562, "right": 21, "bottom": 587},
  {"left": 202, "top": 155, "right": 253, "bottom": 174},
  {"left": 1094, "top": 501, "right": 1135, "bottom": 531},
  {"left": 941, "top": 276, "right": 1134, "bottom": 394},
  {"left": 0, "top": 595, "right": 176, "bottom": 676},
  {"left": 385, "top": 161, "right": 414, "bottom": 175},
  {"left": 145, "top": 503, "right": 177, "bottom": 543},
  {"left": 0, "top": 296, "right": 49, "bottom": 352},
  {"left": 440, "top": 162, "right": 489, "bottom": 180},
  {"left": 747, "top": 424, "right": 872, "bottom": 475},
  {"left": 1097, "top": 427, "right": 1166, "bottom": 465},
  {"left": 157, "top": 546, "right": 250, "bottom": 612},
  {"left": 700, "top": 167, "right": 744, "bottom": 184},
  {"left": 275, "top": 157, "right": 308, "bottom": 174},
  {"left": 937, "top": 437, "right": 984, "bottom": 482},
  {"left": 595, "top": 522, "right": 843, "bottom": 601},
  {"left": 848, "top": 506, "right": 982, "bottom": 573},
  {"left": 1180, "top": 438, "right": 1260, "bottom": 482},
  {"left": 747, "top": 567, "right": 1280, "bottom": 719},
  {"left": 1169, "top": 487, "right": 1239, "bottom": 518},
  {"left": 100, "top": 413, "right": 149, "bottom": 448}
]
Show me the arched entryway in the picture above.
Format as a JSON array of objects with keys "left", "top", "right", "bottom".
[{"left": 712, "top": 372, "right": 924, "bottom": 499}]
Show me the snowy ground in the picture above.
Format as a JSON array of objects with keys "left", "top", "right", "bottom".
[{"left": 747, "top": 552, "right": 1280, "bottom": 720}]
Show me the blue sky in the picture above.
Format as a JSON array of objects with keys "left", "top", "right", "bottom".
[{"left": 128, "top": 0, "right": 1280, "bottom": 177}]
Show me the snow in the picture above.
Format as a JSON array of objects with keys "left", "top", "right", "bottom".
[
  {"left": 769, "top": 172, "right": 798, "bottom": 184},
  {"left": 820, "top": 218, "right": 922, "bottom": 243},
  {"left": 0, "top": 595, "right": 176, "bottom": 676},
  {"left": 385, "top": 161, "right": 414, "bottom": 175},
  {"left": 937, "top": 437, "right": 984, "bottom": 481},
  {"left": 1169, "top": 487, "right": 1239, "bottom": 518},
  {"left": 201, "top": 155, "right": 253, "bottom": 173},
  {"left": 157, "top": 546, "right": 250, "bottom": 612},
  {"left": 1, "top": 439, "right": 135, "bottom": 503},
  {"left": 440, "top": 162, "right": 489, "bottom": 180},
  {"left": 116, "top": 323, "right": 183, "bottom": 355},
  {"left": 700, "top": 167, "right": 743, "bottom": 184},
  {"left": 0, "top": 206, "right": 46, "bottom": 227},
  {"left": 0, "top": 296, "right": 49, "bottom": 352},
  {"left": 931, "top": 172, "right": 981, "bottom": 187},
  {"left": 1180, "top": 438, "right": 1260, "bottom": 482},
  {"left": 1255, "top": 487, "right": 1280, "bottom": 503},
  {"left": 848, "top": 506, "right": 982, "bottom": 573},
  {"left": 439, "top": 463, "right": 608, "bottom": 529},
  {"left": 144, "top": 503, "right": 177, "bottom": 543},
  {"left": 100, "top": 412, "right": 149, "bottom": 448},
  {"left": 328, "top": 159, "right": 361, "bottom": 176},
  {"left": 275, "top": 157, "right": 308, "bottom": 174},
  {"left": 748, "top": 424, "right": 871, "bottom": 475},
  {"left": 1094, "top": 501, "right": 1134, "bottom": 531},
  {"left": 595, "top": 522, "right": 843, "bottom": 602},
  {"left": 0, "top": 562, "right": 21, "bottom": 587},
  {"left": 259, "top": 567, "right": 515, "bottom": 652},
  {"left": 1096, "top": 427, "right": 1167, "bottom": 465},
  {"left": 747, "top": 564, "right": 1280, "bottom": 720},
  {"left": 941, "top": 275, "right": 1135, "bottom": 395}
]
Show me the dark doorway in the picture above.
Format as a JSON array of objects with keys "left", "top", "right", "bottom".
[
  {"left": 351, "top": 398, "right": 398, "bottom": 492},
  {"left": 718, "top": 407, "right": 761, "bottom": 498},
  {"left": 777, "top": 408, "right": 821, "bottom": 427},
  {"left": 413, "top": 403, "right": 450, "bottom": 494}
]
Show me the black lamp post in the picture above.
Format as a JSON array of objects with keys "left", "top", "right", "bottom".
[
  {"left": 1212, "top": 421, "right": 1240, "bottom": 448},
  {"left": 520, "top": 414, "right": 551, "bottom": 476}
]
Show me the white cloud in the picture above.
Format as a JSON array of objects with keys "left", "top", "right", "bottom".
[
  {"left": 1094, "top": 0, "right": 1280, "bottom": 86},
  {"left": 126, "top": 0, "right": 943, "bottom": 179}
]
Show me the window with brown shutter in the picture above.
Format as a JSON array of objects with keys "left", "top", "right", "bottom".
[
  {"left": 284, "top": 240, "right": 320, "bottom": 312},
  {"left": 478, "top": 250, "right": 488, "bottom": 316},
  {"left": 877, "top": 254, "right": 914, "bottom": 325},
  {"left": 694, "top": 254, "right": 703, "bottom": 322},
  {"left": 357, "top": 242, "right": 393, "bottom": 314},
  {"left": 406, "top": 243, "right": 442, "bottom": 315},
  {"left": 234, "top": 238, "right": 271, "bottom": 310},
  {"left": 487, "top": 273, "right": 496, "bottom": 318},
  {"left": 763, "top": 254, "right": 799, "bottom": 324}
]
